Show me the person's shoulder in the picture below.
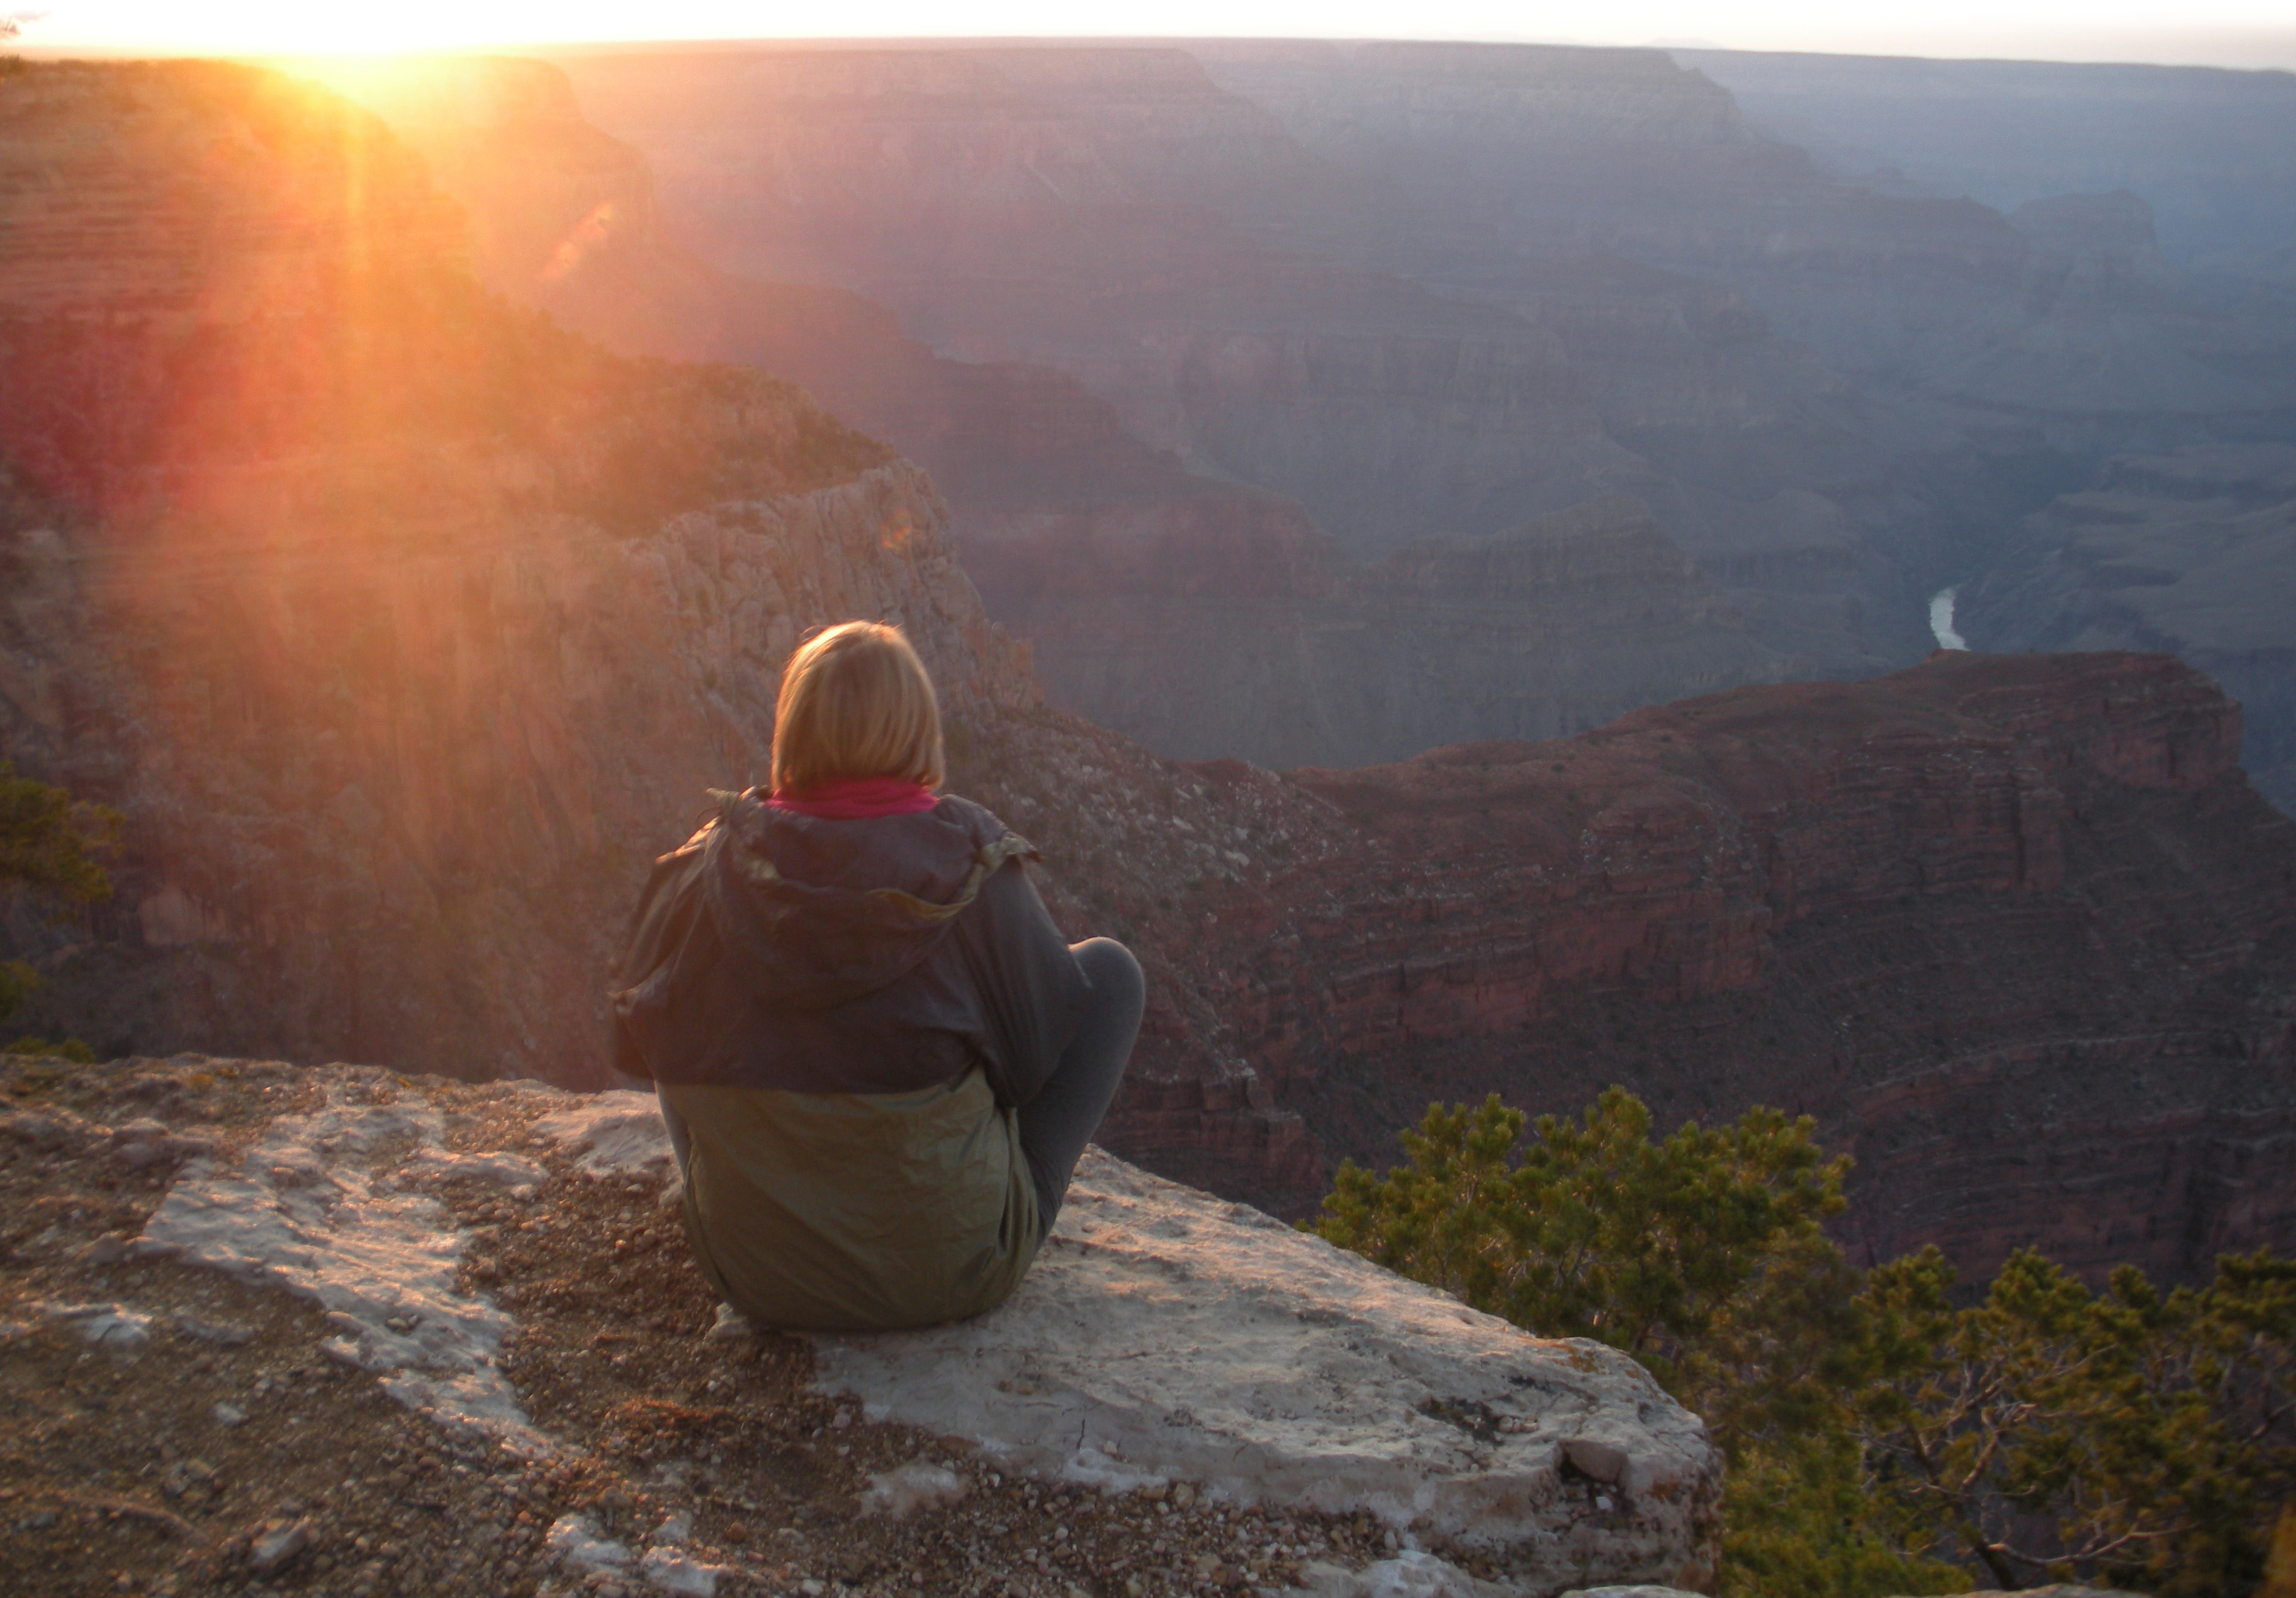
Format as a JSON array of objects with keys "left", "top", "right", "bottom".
[{"left": 928, "top": 792, "right": 1014, "bottom": 847}]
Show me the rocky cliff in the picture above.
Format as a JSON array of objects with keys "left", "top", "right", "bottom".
[
  {"left": 1087, "top": 651, "right": 2296, "bottom": 1288},
  {"left": 1961, "top": 443, "right": 2296, "bottom": 813},
  {"left": 0, "top": 1055, "right": 1723, "bottom": 1598},
  {"left": 0, "top": 60, "right": 1033, "bottom": 1082}
]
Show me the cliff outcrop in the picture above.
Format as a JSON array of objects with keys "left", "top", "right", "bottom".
[
  {"left": 1084, "top": 651, "right": 2296, "bottom": 1286},
  {"left": 0, "top": 1053, "right": 1723, "bottom": 1597}
]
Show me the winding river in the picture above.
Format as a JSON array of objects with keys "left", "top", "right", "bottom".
[{"left": 1930, "top": 587, "right": 1969, "bottom": 651}]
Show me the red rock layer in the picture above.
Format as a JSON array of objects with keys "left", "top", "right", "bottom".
[{"left": 1096, "top": 651, "right": 2296, "bottom": 1286}]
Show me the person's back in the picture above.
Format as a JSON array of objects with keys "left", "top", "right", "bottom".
[{"left": 609, "top": 622, "right": 1142, "bottom": 1331}]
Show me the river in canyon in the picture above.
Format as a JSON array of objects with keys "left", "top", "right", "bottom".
[{"left": 1930, "top": 588, "right": 1969, "bottom": 651}]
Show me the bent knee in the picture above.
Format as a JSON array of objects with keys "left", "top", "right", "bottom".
[{"left": 1072, "top": 937, "right": 1145, "bottom": 1010}]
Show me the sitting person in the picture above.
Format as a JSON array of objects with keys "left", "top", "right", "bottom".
[{"left": 609, "top": 620, "right": 1144, "bottom": 1331}]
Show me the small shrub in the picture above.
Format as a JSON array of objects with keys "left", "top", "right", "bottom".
[
  {"left": 1318, "top": 1089, "right": 2295, "bottom": 1594},
  {"left": 5, "top": 1035, "right": 95, "bottom": 1063}
]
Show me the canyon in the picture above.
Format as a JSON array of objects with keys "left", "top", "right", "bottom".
[
  {"left": 0, "top": 54, "right": 2292, "bottom": 1310},
  {"left": 1962, "top": 441, "right": 2296, "bottom": 811},
  {"left": 504, "top": 40, "right": 2296, "bottom": 782},
  {"left": 1122, "top": 649, "right": 2296, "bottom": 1288}
]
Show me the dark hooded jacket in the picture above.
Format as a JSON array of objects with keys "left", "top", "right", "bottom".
[{"left": 610, "top": 789, "right": 1089, "bottom": 1331}]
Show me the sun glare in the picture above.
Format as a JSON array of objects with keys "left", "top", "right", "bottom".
[
  {"left": 17, "top": 2, "right": 629, "bottom": 57},
  {"left": 16, "top": 0, "right": 2296, "bottom": 70}
]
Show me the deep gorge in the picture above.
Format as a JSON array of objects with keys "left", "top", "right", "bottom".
[{"left": 0, "top": 51, "right": 2292, "bottom": 1304}]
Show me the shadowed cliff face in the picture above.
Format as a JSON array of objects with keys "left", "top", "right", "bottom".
[
  {"left": 1094, "top": 651, "right": 2296, "bottom": 1286},
  {"left": 1963, "top": 443, "right": 2296, "bottom": 813},
  {"left": 967, "top": 495, "right": 1784, "bottom": 765},
  {"left": 1679, "top": 49, "right": 2296, "bottom": 280}
]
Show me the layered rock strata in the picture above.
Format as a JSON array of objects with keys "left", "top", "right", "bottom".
[
  {"left": 1962, "top": 442, "right": 2296, "bottom": 812},
  {"left": 541, "top": 40, "right": 2296, "bottom": 772},
  {"left": 1083, "top": 651, "right": 2296, "bottom": 1286}
]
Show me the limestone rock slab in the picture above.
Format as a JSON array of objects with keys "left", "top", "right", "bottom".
[
  {"left": 134, "top": 1074, "right": 544, "bottom": 1450},
  {"left": 811, "top": 1149, "right": 1720, "bottom": 1594}
]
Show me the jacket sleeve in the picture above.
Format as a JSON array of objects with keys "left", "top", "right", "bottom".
[
  {"left": 953, "top": 857, "right": 1090, "bottom": 1108},
  {"left": 608, "top": 831, "right": 718, "bottom": 1081}
]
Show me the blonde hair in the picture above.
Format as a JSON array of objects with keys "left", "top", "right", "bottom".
[{"left": 770, "top": 621, "right": 946, "bottom": 795}]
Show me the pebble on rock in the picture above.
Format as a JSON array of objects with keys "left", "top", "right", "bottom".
[
  {"left": 859, "top": 1461, "right": 967, "bottom": 1519},
  {"left": 249, "top": 1519, "right": 312, "bottom": 1577}
]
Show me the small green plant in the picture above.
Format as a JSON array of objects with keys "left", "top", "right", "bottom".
[
  {"left": 1312, "top": 1088, "right": 1859, "bottom": 1438},
  {"left": 0, "top": 762, "right": 120, "bottom": 1025},
  {"left": 0, "top": 762, "right": 118, "bottom": 910},
  {"left": 5, "top": 1035, "right": 94, "bottom": 1063}
]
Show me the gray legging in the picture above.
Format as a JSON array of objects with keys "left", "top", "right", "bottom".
[{"left": 656, "top": 937, "right": 1144, "bottom": 1236}]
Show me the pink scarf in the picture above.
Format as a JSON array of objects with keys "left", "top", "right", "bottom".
[{"left": 767, "top": 776, "right": 940, "bottom": 819}]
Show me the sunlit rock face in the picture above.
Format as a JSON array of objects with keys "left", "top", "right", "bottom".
[
  {"left": 0, "top": 60, "right": 1028, "bottom": 1084},
  {"left": 0, "top": 61, "right": 1336, "bottom": 1193},
  {"left": 819, "top": 1146, "right": 1723, "bottom": 1594}
]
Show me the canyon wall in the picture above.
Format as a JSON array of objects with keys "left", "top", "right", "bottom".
[
  {"left": 0, "top": 59, "right": 1326, "bottom": 1192},
  {"left": 0, "top": 60, "right": 1026, "bottom": 1078},
  {"left": 1679, "top": 49, "right": 2296, "bottom": 278},
  {"left": 1076, "top": 651, "right": 2296, "bottom": 1289},
  {"left": 1961, "top": 442, "right": 2296, "bottom": 813},
  {"left": 4, "top": 57, "right": 2293, "bottom": 1301},
  {"left": 536, "top": 40, "right": 2296, "bottom": 777}
]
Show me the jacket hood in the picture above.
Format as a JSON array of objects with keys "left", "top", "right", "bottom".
[{"left": 701, "top": 788, "right": 1032, "bottom": 1011}]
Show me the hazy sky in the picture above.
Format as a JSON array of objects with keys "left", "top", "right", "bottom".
[{"left": 15, "top": 0, "right": 2296, "bottom": 71}]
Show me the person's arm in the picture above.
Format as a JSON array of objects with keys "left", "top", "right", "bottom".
[{"left": 953, "top": 857, "right": 1091, "bottom": 1107}]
